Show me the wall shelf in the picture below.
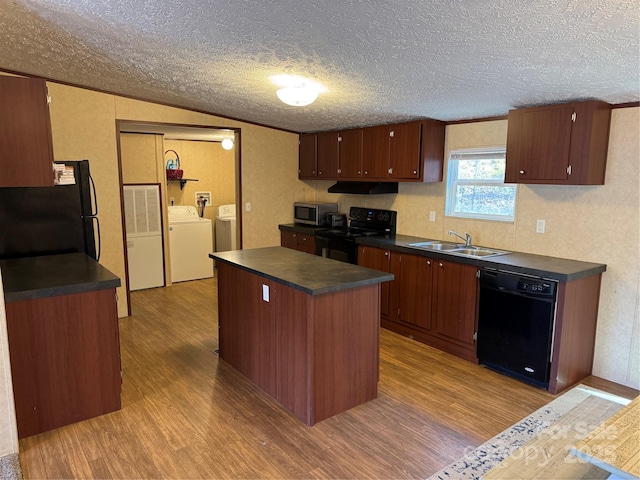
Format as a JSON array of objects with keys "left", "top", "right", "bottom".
[{"left": 167, "top": 178, "right": 198, "bottom": 190}]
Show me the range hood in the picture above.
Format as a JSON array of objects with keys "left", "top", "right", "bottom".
[{"left": 327, "top": 181, "right": 399, "bottom": 195}]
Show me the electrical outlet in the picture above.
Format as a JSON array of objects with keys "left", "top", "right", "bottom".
[
  {"left": 245, "top": 202, "right": 251, "bottom": 212},
  {"left": 536, "top": 219, "right": 546, "bottom": 234},
  {"left": 429, "top": 211, "right": 436, "bottom": 222},
  {"left": 262, "top": 284, "right": 269, "bottom": 302}
]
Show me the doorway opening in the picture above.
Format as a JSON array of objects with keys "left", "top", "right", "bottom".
[{"left": 116, "top": 121, "right": 242, "bottom": 316}]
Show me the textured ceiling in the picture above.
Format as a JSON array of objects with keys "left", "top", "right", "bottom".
[{"left": 1, "top": 0, "right": 638, "bottom": 132}]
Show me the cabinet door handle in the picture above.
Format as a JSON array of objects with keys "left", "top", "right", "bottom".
[
  {"left": 439, "top": 262, "right": 444, "bottom": 268},
  {"left": 427, "top": 260, "right": 431, "bottom": 265},
  {"left": 384, "top": 252, "right": 389, "bottom": 256},
  {"left": 357, "top": 170, "right": 361, "bottom": 175},
  {"left": 413, "top": 170, "right": 417, "bottom": 175},
  {"left": 519, "top": 170, "right": 526, "bottom": 174},
  {"left": 364, "top": 171, "right": 369, "bottom": 175}
]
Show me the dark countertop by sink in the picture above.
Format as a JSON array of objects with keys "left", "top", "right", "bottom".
[
  {"left": 1, "top": 253, "right": 121, "bottom": 302},
  {"left": 357, "top": 234, "right": 606, "bottom": 282},
  {"left": 210, "top": 246, "right": 393, "bottom": 295}
]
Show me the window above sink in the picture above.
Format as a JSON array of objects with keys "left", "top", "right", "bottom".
[{"left": 445, "top": 147, "right": 516, "bottom": 223}]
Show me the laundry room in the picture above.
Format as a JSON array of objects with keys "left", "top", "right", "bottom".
[{"left": 119, "top": 127, "right": 237, "bottom": 291}]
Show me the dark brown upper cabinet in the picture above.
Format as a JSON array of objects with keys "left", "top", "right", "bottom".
[
  {"left": 388, "top": 121, "right": 423, "bottom": 180},
  {"left": 299, "top": 119, "right": 445, "bottom": 183},
  {"left": 362, "top": 120, "right": 445, "bottom": 182},
  {"left": 0, "top": 76, "right": 55, "bottom": 187},
  {"left": 337, "top": 129, "right": 363, "bottom": 178},
  {"left": 316, "top": 131, "right": 339, "bottom": 179},
  {"left": 298, "top": 133, "right": 317, "bottom": 179},
  {"left": 309, "top": 129, "right": 364, "bottom": 180},
  {"left": 505, "top": 100, "right": 612, "bottom": 185}
]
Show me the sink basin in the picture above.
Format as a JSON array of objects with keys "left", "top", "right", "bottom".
[
  {"left": 408, "top": 241, "right": 460, "bottom": 251},
  {"left": 450, "top": 248, "right": 502, "bottom": 257},
  {"left": 408, "top": 242, "right": 511, "bottom": 259}
]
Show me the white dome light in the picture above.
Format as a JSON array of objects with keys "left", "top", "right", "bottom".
[
  {"left": 271, "top": 75, "right": 325, "bottom": 107},
  {"left": 221, "top": 138, "right": 234, "bottom": 150},
  {"left": 276, "top": 86, "right": 319, "bottom": 107}
]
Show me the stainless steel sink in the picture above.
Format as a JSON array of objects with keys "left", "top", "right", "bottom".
[
  {"left": 408, "top": 242, "right": 511, "bottom": 259},
  {"left": 451, "top": 248, "right": 502, "bottom": 257},
  {"left": 408, "top": 241, "right": 460, "bottom": 251}
]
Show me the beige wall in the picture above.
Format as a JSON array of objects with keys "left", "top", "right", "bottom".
[
  {"left": 47, "top": 84, "right": 302, "bottom": 317},
  {"left": 120, "top": 133, "right": 161, "bottom": 184},
  {"left": 0, "top": 270, "right": 18, "bottom": 456},
  {"left": 300, "top": 108, "right": 640, "bottom": 389}
]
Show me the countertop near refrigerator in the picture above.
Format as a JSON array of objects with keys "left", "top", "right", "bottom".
[
  {"left": 1, "top": 252, "right": 122, "bottom": 439},
  {"left": 0, "top": 253, "right": 120, "bottom": 302}
]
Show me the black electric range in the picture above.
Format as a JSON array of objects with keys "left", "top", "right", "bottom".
[{"left": 315, "top": 207, "right": 397, "bottom": 264}]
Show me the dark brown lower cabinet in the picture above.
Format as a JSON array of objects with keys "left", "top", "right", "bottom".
[
  {"left": 217, "top": 261, "right": 380, "bottom": 425},
  {"left": 389, "top": 252, "right": 433, "bottom": 330},
  {"left": 280, "top": 230, "right": 316, "bottom": 254},
  {"left": 431, "top": 259, "right": 478, "bottom": 352},
  {"left": 358, "top": 244, "right": 604, "bottom": 393},
  {"left": 359, "top": 246, "right": 478, "bottom": 363},
  {"left": 5, "top": 288, "right": 121, "bottom": 438}
]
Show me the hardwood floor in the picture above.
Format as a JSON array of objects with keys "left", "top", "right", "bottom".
[{"left": 18, "top": 276, "right": 636, "bottom": 479}]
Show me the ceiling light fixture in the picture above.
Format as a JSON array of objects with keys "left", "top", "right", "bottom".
[
  {"left": 276, "top": 86, "right": 319, "bottom": 107},
  {"left": 271, "top": 75, "right": 325, "bottom": 107},
  {"left": 221, "top": 138, "right": 234, "bottom": 150}
]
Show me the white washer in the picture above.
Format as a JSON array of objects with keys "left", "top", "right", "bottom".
[
  {"left": 215, "top": 204, "right": 237, "bottom": 252},
  {"left": 168, "top": 206, "right": 214, "bottom": 283}
]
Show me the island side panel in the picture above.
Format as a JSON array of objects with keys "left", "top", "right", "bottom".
[
  {"left": 311, "top": 284, "right": 380, "bottom": 424},
  {"left": 274, "top": 283, "right": 312, "bottom": 425},
  {"left": 217, "top": 262, "right": 276, "bottom": 396}
]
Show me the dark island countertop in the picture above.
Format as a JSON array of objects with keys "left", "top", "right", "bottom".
[
  {"left": 1, "top": 253, "right": 121, "bottom": 302},
  {"left": 357, "top": 234, "right": 606, "bottom": 282},
  {"left": 210, "top": 246, "right": 393, "bottom": 295}
]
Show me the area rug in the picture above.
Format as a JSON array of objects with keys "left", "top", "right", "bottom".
[
  {"left": 427, "top": 385, "right": 630, "bottom": 480},
  {"left": 0, "top": 453, "right": 22, "bottom": 480}
]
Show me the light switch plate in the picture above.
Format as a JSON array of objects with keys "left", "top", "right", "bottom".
[
  {"left": 246, "top": 202, "right": 252, "bottom": 212},
  {"left": 262, "top": 284, "right": 269, "bottom": 302},
  {"left": 536, "top": 219, "right": 546, "bottom": 234},
  {"left": 429, "top": 211, "right": 436, "bottom": 222}
]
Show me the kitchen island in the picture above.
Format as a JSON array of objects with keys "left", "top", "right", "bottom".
[{"left": 210, "top": 246, "right": 394, "bottom": 425}]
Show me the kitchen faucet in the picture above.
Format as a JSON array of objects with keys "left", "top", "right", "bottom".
[{"left": 449, "top": 230, "right": 472, "bottom": 247}]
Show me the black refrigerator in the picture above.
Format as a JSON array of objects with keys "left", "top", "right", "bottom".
[{"left": 0, "top": 160, "right": 100, "bottom": 260}]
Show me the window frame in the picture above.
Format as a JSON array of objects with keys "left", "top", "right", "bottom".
[{"left": 445, "top": 147, "right": 516, "bottom": 223}]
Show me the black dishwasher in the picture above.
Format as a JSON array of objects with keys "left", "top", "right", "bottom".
[{"left": 477, "top": 269, "right": 557, "bottom": 389}]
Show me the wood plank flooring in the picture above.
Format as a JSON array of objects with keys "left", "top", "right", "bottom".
[{"left": 18, "top": 276, "right": 637, "bottom": 479}]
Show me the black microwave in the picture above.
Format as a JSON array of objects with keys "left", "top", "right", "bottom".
[{"left": 294, "top": 202, "right": 338, "bottom": 226}]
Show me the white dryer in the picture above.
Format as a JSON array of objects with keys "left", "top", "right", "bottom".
[
  {"left": 215, "top": 204, "right": 237, "bottom": 252},
  {"left": 168, "top": 206, "right": 214, "bottom": 283}
]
